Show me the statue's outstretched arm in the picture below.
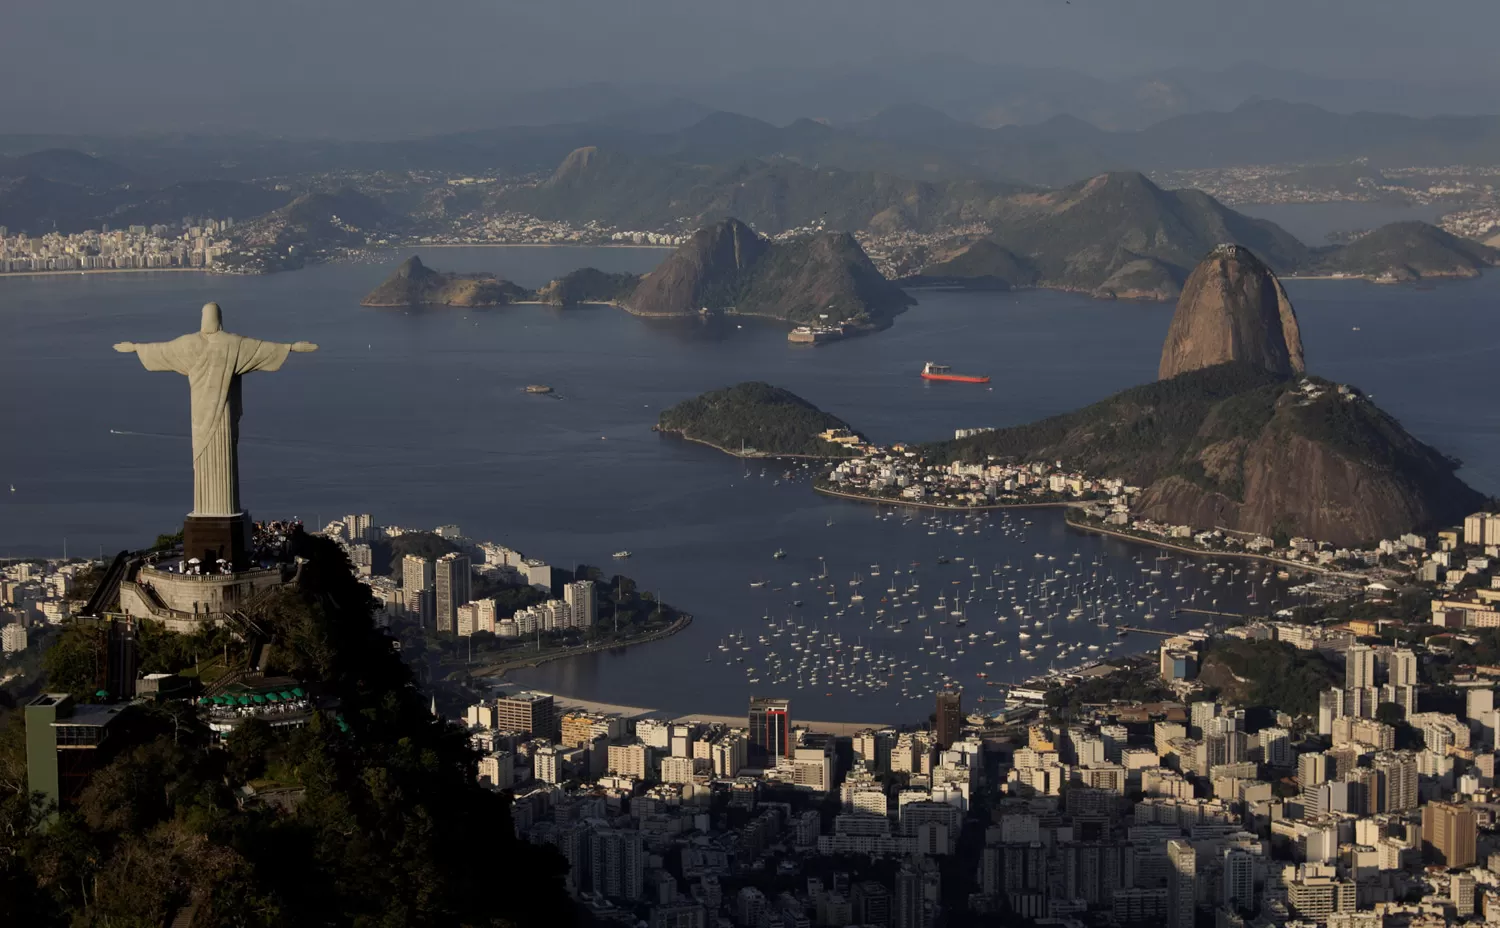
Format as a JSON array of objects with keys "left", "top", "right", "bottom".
[
  {"left": 113, "top": 342, "right": 138, "bottom": 352},
  {"left": 291, "top": 341, "right": 318, "bottom": 353}
]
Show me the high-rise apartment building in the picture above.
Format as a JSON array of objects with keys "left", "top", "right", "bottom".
[
  {"left": 607, "top": 742, "right": 650, "bottom": 779},
  {"left": 711, "top": 732, "right": 746, "bottom": 778},
  {"left": 342, "top": 513, "right": 373, "bottom": 542},
  {"left": 564, "top": 580, "right": 597, "bottom": 628},
  {"left": 1464, "top": 512, "right": 1500, "bottom": 547},
  {"left": 1167, "top": 839, "right": 1196, "bottom": 928},
  {"left": 534, "top": 746, "right": 562, "bottom": 784},
  {"left": 589, "top": 827, "right": 644, "bottom": 901},
  {"left": 434, "top": 552, "right": 471, "bottom": 634},
  {"left": 1346, "top": 646, "right": 1377, "bottom": 691},
  {"left": 748, "top": 696, "right": 790, "bottom": 766},
  {"left": 792, "top": 734, "right": 834, "bottom": 793},
  {"left": 1388, "top": 649, "right": 1418, "bottom": 688},
  {"left": 1423, "top": 801, "right": 1478, "bottom": 867},
  {"left": 493, "top": 691, "right": 554, "bottom": 739},
  {"left": 1222, "top": 847, "right": 1255, "bottom": 912},
  {"left": 1259, "top": 727, "right": 1293, "bottom": 768},
  {"left": 1373, "top": 751, "right": 1418, "bottom": 812},
  {"left": 402, "top": 554, "right": 434, "bottom": 627},
  {"left": 893, "top": 862, "right": 923, "bottom": 928},
  {"left": 935, "top": 690, "right": 962, "bottom": 750}
]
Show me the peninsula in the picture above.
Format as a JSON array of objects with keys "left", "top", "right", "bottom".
[
  {"left": 656, "top": 382, "right": 863, "bottom": 458},
  {"left": 940, "top": 247, "right": 1486, "bottom": 545}
]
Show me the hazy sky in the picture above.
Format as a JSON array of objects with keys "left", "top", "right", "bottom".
[{"left": 3, "top": 0, "right": 1495, "bottom": 136}]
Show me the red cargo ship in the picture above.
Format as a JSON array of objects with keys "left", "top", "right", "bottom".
[{"left": 921, "top": 361, "right": 990, "bottom": 384}]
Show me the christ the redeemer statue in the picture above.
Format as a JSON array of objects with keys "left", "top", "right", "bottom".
[{"left": 114, "top": 302, "right": 317, "bottom": 523}]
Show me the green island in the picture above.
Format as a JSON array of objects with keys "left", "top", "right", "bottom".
[
  {"left": 360, "top": 254, "right": 533, "bottom": 306},
  {"left": 655, "top": 382, "right": 863, "bottom": 457}
]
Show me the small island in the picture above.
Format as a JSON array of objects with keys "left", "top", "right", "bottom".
[
  {"left": 362, "top": 255, "right": 534, "bottom": 307},
  {"left": 536, "top": 267, "right": 641, "bottom": 306},
  {"left": 655, "top": 382, "right": 864, "bottom": 458},
  {"left": 627, "top": 218, "right": 914, "bottom": 335}
]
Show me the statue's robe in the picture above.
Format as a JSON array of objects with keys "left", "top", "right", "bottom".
[{"left": 133, "top": 332, "right": 291, "bottom": 516}]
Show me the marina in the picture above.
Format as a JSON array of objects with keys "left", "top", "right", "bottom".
[{"left": 510, "top": 461, "right": 1300, "bottom": 718}]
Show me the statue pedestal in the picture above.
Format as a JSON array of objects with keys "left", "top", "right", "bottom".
[{"left": 183, "top": 512, "right": 249, "bottom": 570}]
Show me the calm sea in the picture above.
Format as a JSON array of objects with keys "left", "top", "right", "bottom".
[{"left": 2, "top": 246, "right": 1497, "bottom": 720}]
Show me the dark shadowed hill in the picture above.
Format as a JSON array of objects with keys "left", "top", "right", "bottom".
[
  {"left": 657, "top": 382, "right": 859, "bottom": 457},
  {"left": 535, "top": 267, "right": 641, "bottom": 305},
  {"left": 1313, "top": 221, "right": 1499, "bottom": 282},
  {"left": 0, "top": 148, "right": 136, "bottom": 187},
  {"left": 937, "top": 363, "right": 1483, "bottom": 546},
  {"left": 626, "top": 218, "right": 913, "bottom": 326},
  {"left": 981, "top": 172, "right": 1312, "bottom": 299}
]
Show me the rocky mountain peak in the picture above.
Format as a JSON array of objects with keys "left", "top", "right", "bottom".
[{"left": 1158, "top": 245, "right": 1305, "bottom": 380}]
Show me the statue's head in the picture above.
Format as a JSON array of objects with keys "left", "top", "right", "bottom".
[{"left": 200, "top": 302, "right": 222, "bottom": 334}]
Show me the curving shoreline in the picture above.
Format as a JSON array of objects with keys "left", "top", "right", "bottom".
[
  {"left": 813, "top": 482, "right": 1087, "bottom": 512},
  {"left": 655, "top": 428, "right": 850, "bottom": 461},
  {"left": 1062, "top": 513, "right": 1332, "bottom": 575},
  {"left": 477, "top": 610, "right": 694, "bottom": 677},
  {"left": 814, "top": 483, "right": 1330, "bottom": 575}
]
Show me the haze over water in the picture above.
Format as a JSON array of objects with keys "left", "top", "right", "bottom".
[{"left": 2, "top": 245, "right": 1497, "bottom": 720}]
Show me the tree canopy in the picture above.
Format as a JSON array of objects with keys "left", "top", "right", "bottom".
[{"left": 0, "top": 531, "right": 570, "bottom": 927}]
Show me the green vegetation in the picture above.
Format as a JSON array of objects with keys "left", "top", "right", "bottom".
[
  {"left": 1197, "top": 638, "right": 1341, "bottom": 716},
  {"left": 1044, "top": 663, "right": 1175, "bottom": 715},
  {"left": 935, "top": 363, "right": 1287, "bottom": 486},
  {"left": 536, "top": 267, "right": 640, "bottom": 305},
  {"left": 368, "top": 531, "right": 460, "bottom": 576},
  {"left": 935, "top": 362, "right": 1484, "bottom": 545},
  {"left": 1313, "top": 221, "right": 1498, "bottom": 280},
  {"left": 658, "top": 382, "right": 859, "bottom": 457},
  {"left": 0, "top": 533, "right": 568, "bottom": 926}
]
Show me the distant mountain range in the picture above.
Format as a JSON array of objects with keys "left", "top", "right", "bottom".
[
  {"left": 497, "top": 146, "right": 1020, "bottom": 235},
  {"left": 8, "top": 98, "right": 1500, "bottom": 190},
  {"left": 905, "top": 174, "right": 1494, "bottom": 298},
  {"left": 0, "top": 148, "right": 290, "bottom": 235},
  {"left": 9, "top": 59, "right": 1496, "bottom": 138}
]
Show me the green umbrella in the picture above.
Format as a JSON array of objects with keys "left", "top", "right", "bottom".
[
  {"left": 279, "top": 691, "right": 295, "bottom": 701},
  {"left": 252, "top": 694, "right": 266, "bottom": 705},
  {"left": 265, "top": 692, "right": 280, "bottom": 702},
  {"left": 290, "top": 687, "right": 306, "bottom": 698},
  {"left": 237, "top": 695, "right": 253, "bottom": 707}
]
